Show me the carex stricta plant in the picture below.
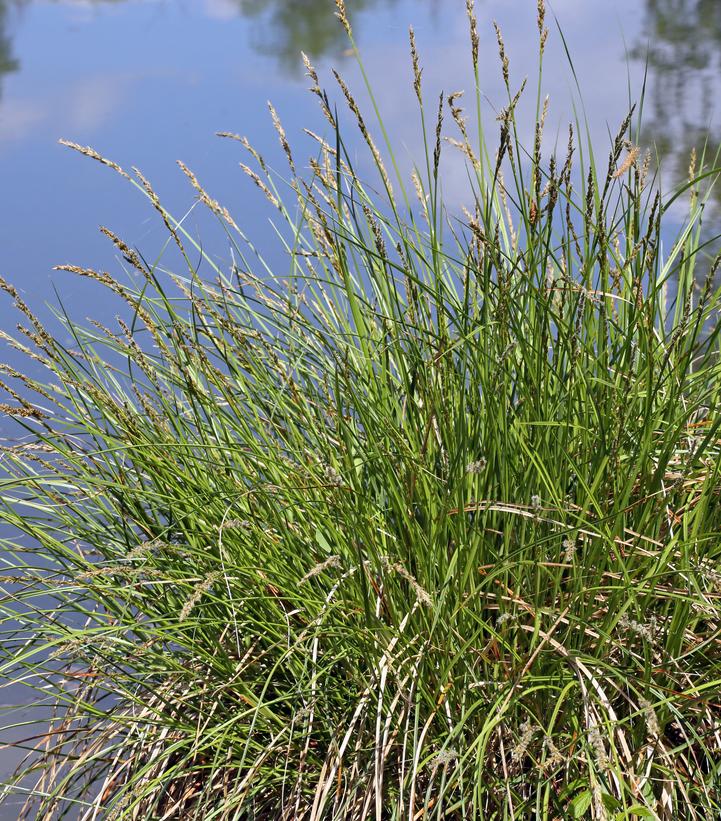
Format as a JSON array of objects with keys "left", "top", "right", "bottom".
[{"left": 1, "top": 1, "right": 721, "bottom": 817}]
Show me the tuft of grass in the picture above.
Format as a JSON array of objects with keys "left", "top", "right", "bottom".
[{"left": 2, "top": 2, "right": 721, "bottom": 817}]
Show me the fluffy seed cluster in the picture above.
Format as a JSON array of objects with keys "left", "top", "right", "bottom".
[
  {"left": 511, "top": 718, "right": 537, "bottom": 763},
  {"left": 619, "top": 613, "right": 658, "bottom": 643}
]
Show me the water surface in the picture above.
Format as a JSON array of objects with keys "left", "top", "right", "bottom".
[{"left": 0, "top": 0, "right": 718, "bottom": 332}]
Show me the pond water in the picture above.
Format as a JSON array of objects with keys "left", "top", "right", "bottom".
[
  {"left": 0, "top": 0, "right": 719, "bottom": 334},
  {"left": 0, "top": 0, "right": 719, "bottom": 812}
]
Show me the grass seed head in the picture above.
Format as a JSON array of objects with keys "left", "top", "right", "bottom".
[
  {"left": 466, "top": 0, "right": 479, "bottom": 69},
  {"left": 409, "top": 26, "right": 422, "bottom": 103},
  {"left": 511, "top": 718, "right": 537, "bottom": 763},
  {"left": 335, "top": 0, "right": 351, "bottom": 37}
]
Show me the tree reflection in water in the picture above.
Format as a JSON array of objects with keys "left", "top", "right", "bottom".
[
  {"left": 0, "top": 1, "right": 20, "bottom": 99},
  {"left": 633, "top": 0, "right": 721, "bottom": 215},
  {"left": 235, "top": 0, "right": 398, "bottom": 71}
]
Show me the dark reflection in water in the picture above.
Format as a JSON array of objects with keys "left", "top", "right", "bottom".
[
  {"left": 0, "top": 2, "right": 19, "bottom": 98},
  {"left": 638, "top": 0, "right": 721, "bottom": 83},
  {"left": 236, "top": 0, "right": 395, "bottom": 70},
  {"left": 633, "top": 0, "right": 721, "bottom": 212}
]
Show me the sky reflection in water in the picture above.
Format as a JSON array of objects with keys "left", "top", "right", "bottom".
[{"left": 0, "top": 0, "right": 717, "bottom": 332}]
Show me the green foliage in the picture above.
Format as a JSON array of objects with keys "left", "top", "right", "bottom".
[{"left": 1, "top": 2, "right": 721, "bottom": 818}]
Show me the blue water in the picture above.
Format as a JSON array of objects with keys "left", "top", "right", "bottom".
[{"left": 0, "top": 1, "right": 717, "bottom": 333}]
